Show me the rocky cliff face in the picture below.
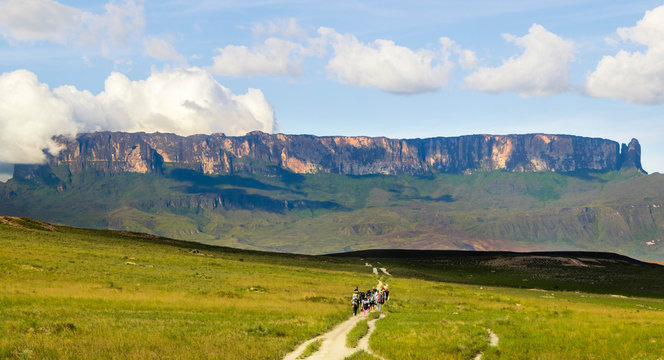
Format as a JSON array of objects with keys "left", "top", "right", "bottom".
[{"left": 14, "top": 132, "right": 645, "bottom": 180}]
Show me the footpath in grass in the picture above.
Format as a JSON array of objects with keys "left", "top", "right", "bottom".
[{"left": 285, "top": 274, "right": 387, "bottom": 360}]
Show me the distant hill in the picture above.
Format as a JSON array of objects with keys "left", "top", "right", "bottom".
[
  {"left": 328, "top": 249, "right": 664, "bottom": 297},
  {"left": 1, "top": 131, "right": 662, "bottom": 261}
]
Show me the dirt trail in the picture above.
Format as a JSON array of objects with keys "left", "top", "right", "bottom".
[
  {"left": 473, "top": 329, "right": 499, "bottom": 360},
  {"left": 357, "top": 314, "right": 386, "bottom": 360},
  {"left": 283, "top": 268, "right": 389, "bottom": 360},
  {"left": 283, "top": 315, "right": 364, "bottom": 360}
]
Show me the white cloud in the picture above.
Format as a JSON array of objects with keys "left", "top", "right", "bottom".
[
  {"left": 0, "top": 70, "right": 79, "bottom": 163},
  {"left": 0, "top": 68, "right": 275, "bottom": 164},
  {"left": 320, "top": 27, "right": 454, "bottom": 94},
  {"left": 440, "top": 37, "right": 477, "bottom": 70},
  {"left": 0, "top": 0, "right": 143, "bottom": 52},
  {"left": 144, "top": 36, "right": 184, "bottom": 62},
  {"left": 252, "top": 18, "right": 306, "bottom": 39},
  {"left": 210, "top": 37, "right": 305, "bottom": 77},
  {"left": 464, "top": 24, "right": 575, "bottom": 97},
  {"left": 586, "top": 5, "right": 664, "bottom": 104}
]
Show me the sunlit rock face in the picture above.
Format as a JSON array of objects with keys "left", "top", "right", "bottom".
[{"left": 13, "top": 132, "right": 644, "bottom": 179}]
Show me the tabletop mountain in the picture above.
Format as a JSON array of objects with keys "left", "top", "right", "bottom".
[
  {"left": 1, "top": 131, "right": 661, "bottom": 261},
  {"left": 13, "top": 132, "right": 644, "bottom": 180}
]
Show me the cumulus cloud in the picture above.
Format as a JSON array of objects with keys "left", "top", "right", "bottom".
[
  {"left": 210, "top": 37, "right": 306, "bottom": 77},
  {"left": 0, "top": 70, "right": 79, "bottom": 164},
  {"left": 464, "top": 24, "right": 575, "bottom": 97},
  {"left": 320, "top": 27, "right": 454, "bottom": 94},
  {"left": 0, "top": 0, "right": 143, "bottom": 51},
  {"left": 144, "top": 36, "right": 185, "bottom": 62},
  {"left": 586, "top": 5, "right": 664, "bottom": 104},
  {"left": 0, "top": 68, "right": 275, "bottom": 164}
]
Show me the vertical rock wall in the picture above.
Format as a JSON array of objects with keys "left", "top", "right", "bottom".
[{"left": 13, "top": 132, "right": 644, "bottom": 180}]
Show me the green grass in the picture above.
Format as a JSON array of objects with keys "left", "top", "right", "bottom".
[
  {"left": 370, "top": 277, "right": 664, "bottom": 359},
  {"left": 0, "top": 218, "right": 375, "bottom": 359},
  {"left": 297, "top": 338, "right": 323, "bottom": 359},
  {"left": 367, "top": 311, "right": 381, "bottom": 320},
  {"left": 345, "top": 350, "right": 378, "bottom": 360},
  {"left": 346, "top": 319, "right": 369, "bottom": 347}
]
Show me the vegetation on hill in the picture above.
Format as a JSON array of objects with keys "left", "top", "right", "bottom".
[{"left": 1, "top": 168, "right": 664, "bottom": 260}]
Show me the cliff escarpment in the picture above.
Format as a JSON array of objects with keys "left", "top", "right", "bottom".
[{"left": 14, "top": 132, "right": 645, "bottom": 179}]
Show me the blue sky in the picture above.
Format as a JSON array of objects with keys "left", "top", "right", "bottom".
[{"left": 0, "top": 0, "right": 663, "bottom": 178}]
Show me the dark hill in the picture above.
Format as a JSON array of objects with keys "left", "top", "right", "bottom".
[{"left": 329, "top": 249, "right": 664, "bottom": 297}]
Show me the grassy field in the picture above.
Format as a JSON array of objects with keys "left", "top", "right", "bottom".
[
  {"left": 2, "top": 216, "right": 664, "bottom": 359},
  {"left": 371, "top": 277, "right": 664, "bottom": 359},
  {"left": 0, "top": 217, "right": 375, "bottom": 359}
]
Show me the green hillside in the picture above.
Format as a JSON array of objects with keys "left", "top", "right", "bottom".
[
  {"left": 1, "top": 217, "right": 664, "bottom": 359},
  {"left": 1, "top": 168, "right": 664, "bottom": 260}
]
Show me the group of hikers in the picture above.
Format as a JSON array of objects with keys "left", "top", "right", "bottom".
[{"left": 351, "top": 285, "right": 389, "bottom": 316}]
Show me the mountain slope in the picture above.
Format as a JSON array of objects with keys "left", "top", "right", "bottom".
[{"left": 2, "top": 162, "right": 663, "bottom": 260}]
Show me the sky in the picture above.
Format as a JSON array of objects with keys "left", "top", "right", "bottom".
[{"left": 0, "top": 0, "right": 664, "bottom": 181}]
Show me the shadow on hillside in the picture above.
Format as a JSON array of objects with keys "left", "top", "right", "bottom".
[
  {"left": 167, "top": 169, "right": 303, "bottom": 194},
  {"left": 561, "top": 170, "right": 609, "bottom": 182}
]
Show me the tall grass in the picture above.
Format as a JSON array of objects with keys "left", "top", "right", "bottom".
[{"left": 346, "top": 319, "right": 369, "bottom": 347}]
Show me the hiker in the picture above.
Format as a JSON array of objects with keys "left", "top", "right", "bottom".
[
  {"left": 384, "top": 284, "right": 389, "bottom": 302},
  {"left": 351, "top": 293, "right": 359, "bottom": 316},
  {"left": 362, "top": 296, "right": 370, "bottom": 316},
  {"left": 376, "top": 289, "right": 384, "bottom": 313},
  {"left": 371, "top": 289, "right": 377, "bottom": 311},
  {"left": 368, "top": 291, "right": 373, "bottom": 312}
]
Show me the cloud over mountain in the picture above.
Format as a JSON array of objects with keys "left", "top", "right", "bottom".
[
  {"left": 0, "top": 68, "right": 275, "bottom": 164},
  {"left": 464, "top": 24, "right": 574, "bottom": 97},
  {"left": 586, "top": 5, "right": 664, "bottom": 104}
]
